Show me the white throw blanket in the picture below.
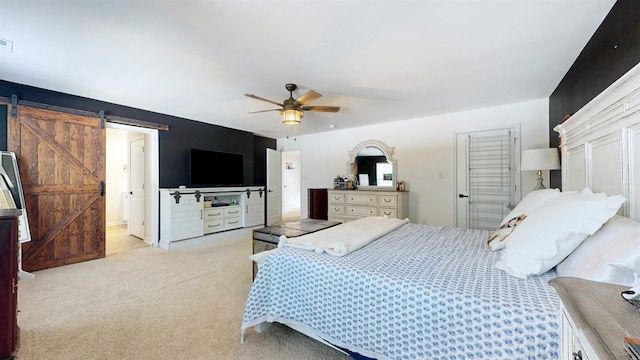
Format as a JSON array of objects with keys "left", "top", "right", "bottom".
[{"left": 278, "top": 216, "right": 409, "bottom": 256}]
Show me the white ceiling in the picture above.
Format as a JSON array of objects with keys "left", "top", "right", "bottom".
[{"left": 0, "top": 0, "right": 615, "bottom": 139}]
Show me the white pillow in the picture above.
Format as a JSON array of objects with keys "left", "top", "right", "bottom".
[
  {"left": 495, "top": 190, "right": 626, "bottom": 278},
  {"left": 556, "top": 215, "right": 640, "bottom": 286},
  {"left": 500, "top": 188, "right": 563, "bottom": 226}
]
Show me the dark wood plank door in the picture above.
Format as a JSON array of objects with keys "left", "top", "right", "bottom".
[
  {"left": 8, "top": 105, "right": 106, "bottom": 271},
  {"left": 0, "top": 210, "right": 20, "bottom": 358}
]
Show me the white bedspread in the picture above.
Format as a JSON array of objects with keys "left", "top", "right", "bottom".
[
  {"left": 243, "top": 223, "right": 559, "bottom": 360},
  {"left": 278, "top": 216, "right": 409, "bottom": 256}
]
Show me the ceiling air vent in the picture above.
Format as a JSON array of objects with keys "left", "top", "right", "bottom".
[{"left": 0, "top": 38, "right": 14, "bottom": 52}]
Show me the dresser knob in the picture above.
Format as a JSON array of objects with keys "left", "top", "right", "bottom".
[{"left": 572, "top": 350, "right": 582, "bottom": 360}]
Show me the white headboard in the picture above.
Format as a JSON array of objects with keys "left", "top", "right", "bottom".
[{"left": 554, "top": 62, "right": 640, "bottom": 221}]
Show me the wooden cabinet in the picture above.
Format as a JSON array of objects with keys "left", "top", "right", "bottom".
[
  {"left": 549, "top": 277, "right": 640, "bottom": 360},
  {"left": 328, "top": 190, "right": 408, "bottom": 223},
  {"left": 0, "top": 209, "right": 20, "bottom": 360},
  {"left": 308, "top": 188, "right": 328, "bottom": 220}
]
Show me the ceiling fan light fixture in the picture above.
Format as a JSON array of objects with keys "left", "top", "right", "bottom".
[{"left": 282, "top": 109, "right": 303, "bottom": 125}]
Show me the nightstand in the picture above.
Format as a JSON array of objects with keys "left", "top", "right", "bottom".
[
  {"left": 549, "top": 277, "right": 640, "bottom": 360},
  {"left": 251, "top": 219, "right": 340, "bottom": 279}
]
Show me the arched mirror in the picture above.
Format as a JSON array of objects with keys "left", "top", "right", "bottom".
[{"left": 347, "top": 140, "right": 396, "bottom": 190}]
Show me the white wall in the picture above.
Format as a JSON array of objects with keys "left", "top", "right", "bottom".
[
  {"left": 278, "top": 98, "right": 551, "bottom": 227},
  {"left": 106, "top": 128, "right": 128, "bottom": 226}
]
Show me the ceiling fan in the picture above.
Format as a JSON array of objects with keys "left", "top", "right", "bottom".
[{"left": 245, "top": 83, "right": 340, "bottom": 125}]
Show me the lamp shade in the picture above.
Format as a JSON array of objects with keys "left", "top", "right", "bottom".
[
  {"left": 521, "top": 148, "right": 560, "bottom": 171},
  {"left": 282, "top": 109, "right": 302, "bottom": 125}
]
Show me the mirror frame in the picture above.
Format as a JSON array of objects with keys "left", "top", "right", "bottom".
[{"left": 347, "top": 140, "right": 396, "bottom": 190}]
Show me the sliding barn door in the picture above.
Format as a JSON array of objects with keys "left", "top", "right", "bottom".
[{"left": 8, "top": 105, "right": 105, "bottom": 271}]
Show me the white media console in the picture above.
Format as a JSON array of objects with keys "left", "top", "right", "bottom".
[{"left": 159, "top": 186, "right": 265, "bottom": 250}]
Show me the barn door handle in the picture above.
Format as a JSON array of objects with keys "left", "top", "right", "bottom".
[{"left": 100, "top": 181, "right": 105, "bottom": 197}]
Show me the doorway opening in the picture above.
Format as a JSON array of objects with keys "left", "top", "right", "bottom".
[
  {"left": 105, "top": 124, "right": 159, "bottom": 255},
  {"left": 281, "top": 150, "right": 301, "bottom": 223}
]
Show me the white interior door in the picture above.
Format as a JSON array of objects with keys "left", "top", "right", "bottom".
[
  {"left": 456, "top": 127, "right": 520, "bottom": 230},
  {"left": 129, "top": 137, "right": 145, "bottom": 238},
  {"left": 455, "top": 134, "right": 470, "bottom": 228},
  {"left": 266, "top": 148, "right": 282, "bottom": 225},
  {"left": 282, "top": 151, "right": 300, "bottom": 209}
]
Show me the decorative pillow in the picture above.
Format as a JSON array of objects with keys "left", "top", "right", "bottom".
[
  {"left": 486, "top": 214, "right": 526, "bottom": 251},
  {"left": 500, "top": 188, "right": 563, "bottom": 226},
  {"left": 556, "top": 215, "right": 640, "bottom": 286},
  {"left": 495, "top": 189, "right": 626, "bottom": 279}
]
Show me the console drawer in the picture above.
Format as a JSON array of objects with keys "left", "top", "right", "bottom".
[
  {"left": 224, "top": 207, "right": 242, "bottom": 217},
  {"left": 225, "top": 217, "right": 242, "bottom": 228},
  {"left": 204, "top": 208, "right": 224, "bottom": 220},
  {"left": 204, "top": 219, "right": 224, "bottom": 233}
]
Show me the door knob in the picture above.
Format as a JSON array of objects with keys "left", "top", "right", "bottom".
[{"left": 458, "top": 194, "right": 469, "bottom": 198}]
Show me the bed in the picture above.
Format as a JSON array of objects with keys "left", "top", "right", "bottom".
[
  {"left": 241, "top": 62, "right": 640, "bottom": 359},
  {"left": 242, "top": 221, "right": 560, "bottom": 359}
]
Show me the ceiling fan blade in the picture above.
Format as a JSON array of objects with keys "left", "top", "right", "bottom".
[
  {"left": 248, "top": 109, "right": 281, "bottom": 114},
  {"left": 245, "top": 94, "right": 283, "bottom": 106},
  {"left": 301, "top": 105, "right": 340, "bottom": 113},
  {"left": 296, "top": 90, "right": 322, "bottom": 105}
]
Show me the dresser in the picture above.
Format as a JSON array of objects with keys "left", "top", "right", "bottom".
[
  {"left": 327, "top": 190, "right": 409, "bottom": 223},
  {"left": 549, "top": 277, "right": 640, "bottom": 360},
  {"left": 0, "top": 209, "right": 20, "bottom": 360}
]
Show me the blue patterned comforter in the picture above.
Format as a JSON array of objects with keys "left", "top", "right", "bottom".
[{"left": 242, "top": 223, "right": 559, "bottom": 359}]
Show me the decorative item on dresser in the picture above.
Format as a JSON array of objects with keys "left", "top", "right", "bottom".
[
  {"left": 328, "top": 189, "right": 409, "bottom": 223},
  {"left": 0, "top": 209, "right": 20, "bottom": 360},
  {"left": 549, "top": 277, "right": 640, "bottom": 360}
]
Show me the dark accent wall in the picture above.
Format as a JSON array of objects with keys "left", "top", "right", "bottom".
[
  {"left": 549, "top": 0, "right": 640, "bottom": 188},
  {"left": 0, "top": 80, "right": 276, "bottom": 188},
  {"left": 253, "top": 135, "right": 275, "bottom": 186}
]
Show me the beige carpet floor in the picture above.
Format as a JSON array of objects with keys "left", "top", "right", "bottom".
[{"left": 15, "top": 232, "right": 352, "bottom": 360}]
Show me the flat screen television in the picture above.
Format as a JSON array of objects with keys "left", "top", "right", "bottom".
[{"left": 189, "top": 149, "right": 244, "bottom": 187}]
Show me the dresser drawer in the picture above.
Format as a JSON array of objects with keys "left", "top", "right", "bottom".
[
  {"left": 329, "top": 204, "right": 345, "bottom": 215},
  {"left": 378, "top": 208, "right": 397, "bottom": 218},
  {"left": 347, "top": 194, "right": 377, "bottom": 205},
  {"left": 378, "top": 195, "right": 398, "bottom": 207},
  {"left": 347, "top": 206, "right": 376, "bottom": 217},
  {"left": 329, "top": 192, "right": 345, "bottom": 203}
]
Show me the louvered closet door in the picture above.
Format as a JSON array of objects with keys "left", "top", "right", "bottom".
[{"left": 456, "top": 128, "right": 518, "bottom": 230}]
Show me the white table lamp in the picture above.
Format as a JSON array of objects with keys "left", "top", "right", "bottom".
[{"left": 521, "top": 148, "right": 560, "bottom": 190}]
